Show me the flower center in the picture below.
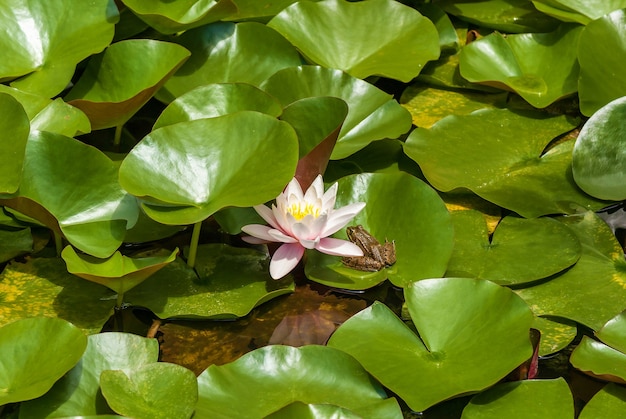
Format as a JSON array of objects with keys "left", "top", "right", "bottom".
[{"left": 287, "top": 202, "right": 321, "bottom": 221}]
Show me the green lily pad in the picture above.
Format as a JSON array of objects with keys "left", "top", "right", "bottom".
[
  {"left": 101, "top": 363, "right": 197, "bottom": 419},
  {"left": 578, "top": 9, "right": 626, "bottom": 116},
  {"left": 65, "top": 39, "right": 190, "bottom": 130},
  {"left": 158, "top": 22, "right": 302, "bottom": 102},
  {"left": 305, "top": 172, "right": 454, "bottom": 289},
  {"left": 328, "top": 278, "right": 534, "bottom": 412},
  {"left": 119, "top": 111, "right": 298, "bottom": 225},
  {"left": 0, "top": 0, "right": 118, "bottom": 97},
  {"left": 533, "top": 0, "right": 626, "bottom": 25},
  {"left": 1, "top": 131, "right": 139, "bottom": 257},
  {"left": 0, "top": 228, "right": 32, "bottom": 263},
  {"left": 268, "top": 0, "right": 439, "bottom": 82},
  {"left": 19, "top": 332, "right": 159, "bottom": 418},
  {"left": 226, "top": 0, "right": 322, "bottom": 21},
  {"left": 579, "top": 383, "right": 626, "bottom": 418},
  {"left": 120, "top": 0, "right": 236, "bottom": 34},
  {"left": 0, "top": 87, "right": 90, "bottom": 138},
  {"left": 400, "top": 85, "right": 508, "bottom": 128},
  {"left": 153, "top": 83, "right": 283, "bottom": 130},
  {"left": 0, "top": 94, "right": 29, "bottom": 194},
  {"left": 267, "top": 402, "right": 361, "bottom": 419},
  {"left": 62, "top": 246, "right": 178, "bottom": 295},
  {"left": 572, "top": 96, "right": 626, "bottom": 200},
  {"left": 516, "top": 212, "right": 626, "bottom": 330},
  {"left": 0, "top": 317, "right": 87, "bottom": 405},
  {"left": 125, "top": 246, "right": 294, "bottom": 319},
  {"left": 261, "top": 66, "right": 412, "bottom": 159},
  {"left": 570, "top": 311, "right": 626, "bottom": 382},
  {"left": 459, "top": 24, "right": 582, "bottom": 108},
  {"left": 533, "top": 316, "right": 577, "bottom": 356},
  {"left": 195, "top": 345, "right": 401, "bottom": 418},
  {"left": 404, "top": 108, "right": 605, "bottom": 217},
  {"left": 0, "top": 257, "right": 115, "bottom": 334},
  {"left": 436, "top": 0, "right": 559, "bottom": 33},
  {"left": 461, "top": 378, "right": 574, "bottom": 418},
  {"left": 446, "top": 211, "right": 581, "bottom": 285}
]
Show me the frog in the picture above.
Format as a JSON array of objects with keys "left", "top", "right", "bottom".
[{"left": 341, "top": 225, "right": 396, "bottom": 272}]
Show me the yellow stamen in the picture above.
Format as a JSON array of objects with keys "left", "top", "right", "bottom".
[{"left": 287, "top": 202, "right": 320, "bottom": 221}]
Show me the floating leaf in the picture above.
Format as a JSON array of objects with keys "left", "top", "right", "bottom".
[
  {"left": 516, "top": 212, "right": 626, "bottom": 330},
  {"left": 153, "top": 83, "right": 282, "bottom": 130},
  {"left": 404, "top": 108, "right": 605, "bottom": 217},
  {"left": 579, "top": 383, "right": 626, "bottom": 418},
  {"left": 573, "top": 96, "right": 626, "bottom": 200},
  {"left": 328, "top": 278, "right": 534, "bottom": 412},
  {"left": 62, "top": 246, "right": 178, "bottom": 295},
  {"left": 532, "top": 0, "right": 626, "bottom": 24},
  {"left": 0, "top": 317, "right": 87, "bottom": 405},
  {"left": 1, "top": 131, "right": 139, "bottom": 257},
  {"left": 261, "top": 66, "right": 412, "bottom": 159},
  {"left": 0, "top": 257, "right": 114, "bottom": 334},
  {"left": 226, "top": 0, "right": 322, "bottom": 21},
  {"left": 195, "top": 345, "right": 401, "bottom": 418},
  {"left": 268, "top": 0, "right": 439, "bottom": 82},
  {"left": 119, "top": 112, "right": 298, "bottom": 225},
  {"left": 65, "top": 39, "right": 190, "bottom": 130},
  {"left": 461, "top": 378, "right": 574, "bottom": 418},
  {"left": 125, "top": 246, "right": 293, "bottom": 319},
  {"left": 533, "top": 316, "right": 577, "bottom": 356},
  {"left": 446, "top": 211, "right": 581, "bottom": 285},
  {"left": 19, "top": 332, "right": 159, "bottom": 418},
  {"left": 101, "top": 363, "right": 197, "bottom": 419},
  {"left": 0, "top": 0, "right": 118, "bottom": 97},
  {"left": 158, "top": 22, "right": 302, "bottom": 102},
  {"left": 0, "top": 94, "right": 29, "bottom": 194},
  {"left": 436, "top": 0, "right": 559, "bottom": 33},
  {"left": 578, "top": 9, "right": 626, "bottom": 116},
  {"left": 120, "top": 0, "right": 236, "bottom": 34},
  {"left": 305, "top": 172, "right": 454, "bottom": 289},
  {"left": 0, "top": 228, "right": 32, "bottom": 263},
  {"left": 459, "top": 24, "right": 582, "bottom": 108}
]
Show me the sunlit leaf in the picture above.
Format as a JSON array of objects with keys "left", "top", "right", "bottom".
[
  {"left": 119, "top": 112, "right": 298, "bottom": 225},
  {"left": 19, "top": 332, "right": 159, "bottom": 418},
  {"left": 578, "top": 9, "right": 626, "bottom": 116},
  {"left": 0, "top": 258, "right": 114, "bottom": 334},
  {"left": 305, "top": 172, "right": 454, "bottom": 289},
  {"left": 268, "top": 0, "right": 439, "bottom": 82},
  {"left": 579, "top": 383, "right": 626, "bottom": 418},
  {"left": 125, "top": 247, "right": 294, "bottom": 319},
  {"left": 532, "top": 0, "right": 626, "bottom": 24},
  {"left": 533, "top": 316, "right": 577, "bottom": 356},
  {"left": 446, "top": 211, "right": 581, "bottom": 285},
  {"left": 120, "top": 0, "right": 236, "bottom": 34},
  {"left": 65, "top": 39, "right": 189, "bottom": 130},
  {"left": 196, "top": 345, "right": 401, "bottom": 418},
  {"left": 0, "top": 317, "right": 87, "bottom": 405},
  {"left": 1, "top": 131, "right": 139, "bottom": 257},
  {"left": 261, "top": 66, "right": 412, "bottom": 159},
  {"left": 573, "top": 96, "right": 626, "bottom": 200},
  {"left": 516, "top": 212, "right": 626, "bottom": 330},
  {"left": 62, "top": 246, "right": 178, "bottom": 295},
  {"left": 226, "top": 0, "right": 322, "bottom": 21},
  {"left": 404, "top": 108, "right": 605, "bottom": 217},
  {"left": 0, "top": 94, "right": 29, "bottom": 194},
  {"left": 328, "top": 278, "right": 534, "bottom": 412},
  {"left": 0, "top": 0, "right": 118, "bottom": 97},
  {"left": 459, "top": 24, "right": 582, "bottom": 108},
  {"left": 570, "top": 336, "right": 626, "bottom": 383},
  {"left": 436, "top": 0, "right": 559, "bottom": 32},
  {"left": 101, "top": 363, "right": 197, "bottom": 419},
  {"left": 158, "top": 22, "right": 302, "bottom": 102},
  {"left": 461, "top": 378, "right": 574, "bottom": 418}
]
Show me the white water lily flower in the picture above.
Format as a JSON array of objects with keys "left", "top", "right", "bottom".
[{"left": 241, "top": 175, "right": 365, "bottom": 279}]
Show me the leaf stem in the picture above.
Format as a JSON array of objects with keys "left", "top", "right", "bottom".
[
  {"left": 54, "top": 231, "right": 63, "bottom": 257},
  {"left": 113, "top": 124, "right": 123, "bottom": 150},
  {"left": 187, "top": 221, "right": 202, "bottom": 269}
]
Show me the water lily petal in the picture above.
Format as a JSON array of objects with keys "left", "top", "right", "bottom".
[
  {"left": 316, "top": 237, "right": 364, "bottom": 257},
  {"left": 291, "top": 222, "right": 313, "bottom": 243},
  {"left": 321, "top": 182, "right": 338, "bottom": 211},
  {"left": 270, "top": 242, "right": 305, "bottom": 279},
  {"left": 299, "top": 237, "right": 321, "bottom": 249},
  {"left": 321, "top": 202, "right": 366, "bottom": 236},
  {"left": 304, "top": 174, "right": 324, "bottom": 202},
  {"left": 285, "top": 177, "right": 305, "bottom": 202},
  {"left": 241, "top": 224, "right": 276, "bottom": 242},
  {"left": 253, "top": 204, "right": 280, "bottom": 229},
  {"left": 268, "top": 228, "right": 299, "bottom": 243},
  {"left": 241, "top": 235, "right": 270, "bottom": 244}
]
